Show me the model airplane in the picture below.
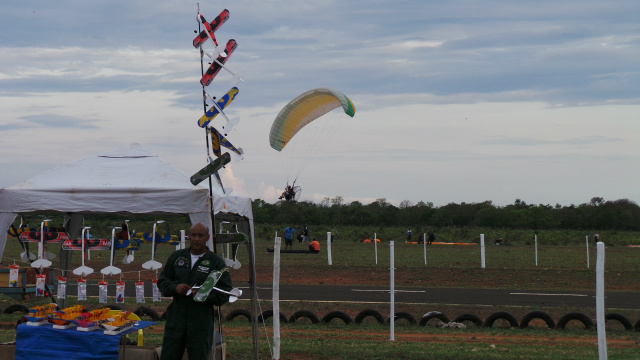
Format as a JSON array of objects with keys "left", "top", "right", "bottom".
[
  {"left": 202, "top": 92, "right": 241, "bottom": 138},
  {"left": 198, "top": 87, "right": 239, "bottom": 128},
  {"left": 73, "top": 308, "right": 112, "bottom": 331},
  {"left": 207, "top": 126, "right": 243, "bottom": 160},
  {"left": 190, "top": 284, "right": 241, "bottom": 303},
  {"left": 190, "top": 152, "right": 231, "bottom": 186},
  {"left": 193, "top": 9, "right": 230, "bottom": 50},
  {"left": 200, "top": 39, "right": 238, "bottom": 86},
  {"left": 24, "top": 303, "right": 58, "bottom": 326},
  {"left": 49, "top": 305, "right": 85, "bottom": 329},
  {"left": 9, "top": 217, "right": 36, "bottom": 262},
  {"left": 132, "top": 231, "right": 180, "bottom": 246},
  {"left": 101, "top": 311, "right": 136, "bottom": 335}
]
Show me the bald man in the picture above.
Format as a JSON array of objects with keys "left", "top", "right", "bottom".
[{"left": 158, "top": 222, "right": 232, "bottom": 360}]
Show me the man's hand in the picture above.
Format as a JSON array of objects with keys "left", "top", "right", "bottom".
[{"left": 176, "top": 283, "right": 192, "bottom": 296}]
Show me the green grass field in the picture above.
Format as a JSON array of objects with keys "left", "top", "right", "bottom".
[{"left": 1, "top": 224, "right": 639, "bottom": 359}]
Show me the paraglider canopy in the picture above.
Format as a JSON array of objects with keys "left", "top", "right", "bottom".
[{"left": 269, "top": 87, "right": 356, "bottom": 152}]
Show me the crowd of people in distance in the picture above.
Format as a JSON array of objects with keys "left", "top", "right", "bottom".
[
  {"left": 408, "top": 229, "right": 436, "bottom": 245},
  {"left": 283, "top": 225, "right": 319, "bottom": 253}
]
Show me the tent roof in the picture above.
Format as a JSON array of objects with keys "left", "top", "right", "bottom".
[{"left": 0, "top": 143, "right": 251, "bottom": 218}]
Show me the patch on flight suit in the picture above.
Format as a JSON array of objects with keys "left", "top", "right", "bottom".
[
  {"left": 201, "top": 260, "right": 211, "bottom": 266},
  {"left": 196, "top": 265, "right": 210, "bottom": 273},
  {"left": 175, "top": 257, "right": 189, "bottom": 267}
]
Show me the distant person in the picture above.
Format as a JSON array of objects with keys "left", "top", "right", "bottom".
[
  {"left": 309, "top": 238, "right": 320, "bottom": 254},
  {"left": 427, "top": 231, "right": 435, "bottom": 245},
  {"left": 407, "top": 229, "right": 412, "bottom": 242},
  {"left": 301, "top": 226, "right": 309, "bottom": 244},
  {"left": 284, "top": 225, "right": 295, "bottom": 250},
  {"left": 594, "top": 233, "right": 600, "bottom": 245}
]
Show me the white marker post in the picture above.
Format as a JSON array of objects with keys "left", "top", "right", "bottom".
[
  {"left": 272, "top": 237, "right": 282, "bottom": 360},
  {"left": 586, "top": 236, "right": 590, "bottom": 269},
  {"left": 374, "top": 232, "right": 378, "bottom": 265},
  {"left": 389, "top": 240, "right": 395, "bottom": 341},
  {"left": 423, "top": 233, "right": 427, "bottom": 265},
  {"left": 480, "top": 234, "right": 486, "bottom": 269},
  {"left": 327, "top": 232, "right": 332, "bottom": 266},
  {"left": 535, "top": 235, "right": 538, "bottom": 267},
  {"left": 596, "top": 241, "right": 607, "bottom": 360}
]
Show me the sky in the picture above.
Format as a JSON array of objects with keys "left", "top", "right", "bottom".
[{"left": 1, "top": 0, "right": 638, "bottom": 207}]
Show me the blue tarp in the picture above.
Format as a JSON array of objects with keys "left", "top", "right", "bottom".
[{"left": 16, "top": 321, "right": 155, "bottom": 360}]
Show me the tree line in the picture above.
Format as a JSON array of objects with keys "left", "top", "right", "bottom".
[{"left": 251, "top": 197, "right": 640, "bottom": 231}]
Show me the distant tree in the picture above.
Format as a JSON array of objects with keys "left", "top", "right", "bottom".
[
  {"left": 399, "top": 200, "right": 412, "bottom": 209},
  {"left": 416, "top": 201, "right": 434, "bottom": 208},
  {"left": 319, "top": 197, "right": 331, "bottom": 208},
  {"left": 330, "top": 196, "right": 344, "bottom": 224}
]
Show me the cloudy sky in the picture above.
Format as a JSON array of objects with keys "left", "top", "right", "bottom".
[{"left": 1, "top": 0, "right": 638, "bottom": 207}]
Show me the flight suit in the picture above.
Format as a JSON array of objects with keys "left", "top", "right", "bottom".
[{"left": 158, "top": 247, "right": 232, "bottom": 360}]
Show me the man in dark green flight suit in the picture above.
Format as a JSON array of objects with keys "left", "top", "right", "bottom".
[{"left": 158, "top": 222, "right": 232, "bottom": 360}]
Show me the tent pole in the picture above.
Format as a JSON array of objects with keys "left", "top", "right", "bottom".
[{"left": 247, "top": 220, "right": 259, "bottom": 359}]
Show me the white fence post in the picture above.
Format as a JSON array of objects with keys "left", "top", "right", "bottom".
[
  {"left": 586, "top": 236, "right": 590, "bottom": 269},
  {"left": 534, "top": 235, "right": 538, "bottom": 267},
  {"left": 480, "top": 234, "right": 485, "bottom": 269},
  {"left": 389, "top": 241, "right": 395, "bottom": 341},
  {"left": 374, "top": 232, "right": 378, "bottom": 265},
  {"left": 326, "top": 232, "right": 332, "bottom": 266},
  {"left": 423, "top": 233, "right": 427, "bottom": 265},
  {"left": 273, "top": 237, "right": 281, "bottom": 360},
  {"left": 596, "top": 242, "right": 607, "bottom": 360}
]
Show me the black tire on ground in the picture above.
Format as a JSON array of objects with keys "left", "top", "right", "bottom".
[
  {"left": 604, "top": 313, "right": 633, "bottom": 330},
  {"left": 160, "top": 311, "right": 167, "bottom": 321},
  {"left": 288, "top": 310, "right": 320, "bottom": 324},
  {"left": 225, "top": 309, "right": 252, "bottom": 323},
  {"left": 519, "top": 310, "right": 555, "bottom": 329},
  {"left": 354, "top": 309, "right": 385, "bottom": 325},
  {"left": 3, "top": 304, "right": 29, "bottom": 314},
  {"left": 635, "top": 318, "right": 640, "bottom": 331},
  {"left": 105, "top": 304, "right": 124, "bottom": 311},
  {"left": 134, "top": 306, "right": 161, "bottom": 321},
  {"left": 557, "top": 312, "right": 594, "bottom": 330},
  {"left": 321, "top": 311, "right": 353, "bottom": 325},
  {"left": 484, "top": 311, "right": 519, "bottom": 328},
  {"left": 454, "top": 313, "right": 483, "bottom": 327},
  {"left": 386, "top": 312, "right": 417, "bottom": 326},
  {"left": 419, "top": 312, "right": 450, "bottom": 326},
  {"left": 258, "top": 309, "right": 288, "bottom": 324}
]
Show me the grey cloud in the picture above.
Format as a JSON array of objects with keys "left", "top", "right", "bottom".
[
  {"left": 479, "top": 135, "right": 623, "bottom": 146},
  {"left": 21, "top": 114, "right": 101, "bottom": 129}
]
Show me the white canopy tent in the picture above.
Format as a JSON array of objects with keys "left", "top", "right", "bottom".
[{"left": 0, "top": 143, "right": 254, "bottom": 258}]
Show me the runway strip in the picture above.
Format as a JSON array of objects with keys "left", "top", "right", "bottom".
[
  {"left": 510, "top": 292, "right": 587, "bottom": 297},
  {"left": 352, "top": 289, "right": 426, "bottom": 293}
]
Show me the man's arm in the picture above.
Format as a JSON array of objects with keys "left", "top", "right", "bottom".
[{"left": 157, "top": 252, "right": 181, "bottom": 297}]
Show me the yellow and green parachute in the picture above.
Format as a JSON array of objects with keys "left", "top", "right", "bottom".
[{"left": 269, "top": 87, "right": 355, "bottom": 151}]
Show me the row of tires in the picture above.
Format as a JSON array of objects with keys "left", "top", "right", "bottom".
[
  {"left": 6, "top": 304, "right": 639, "bottom": 331},
  {"left": 224, "top": 309, "right": 640, "bottom": 331}
]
